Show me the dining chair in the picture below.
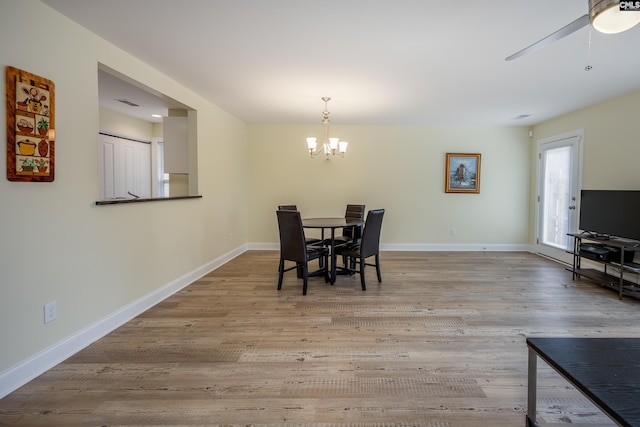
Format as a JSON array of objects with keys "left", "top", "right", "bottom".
[
  {"left": 277, "top": 205, "right": 297, "bottom": 211},
  {"left": 332, "top": 204, "right": 366, "bottom": 246},
  {"left": 276, "top": 209, "right": 329, "bottom": 295},
  {"left": 278, "top": 205, "right": 323, "bottom": 246},
  {"left": 335, "top": 209, "right": 385, "bottom": 291}
]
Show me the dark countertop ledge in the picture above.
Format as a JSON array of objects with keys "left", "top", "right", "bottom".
[{"left": 96, "top": 195, "right": 202, "bottom": 205}]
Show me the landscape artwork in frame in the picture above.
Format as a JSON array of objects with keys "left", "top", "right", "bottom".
[
  {"left": 6, "top": 66, "right": 55, "bottom": 182},
  {"left": 445, "top": 153, "right": 481, "bottom": 194}
]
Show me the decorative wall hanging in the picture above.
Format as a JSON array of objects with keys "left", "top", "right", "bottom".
[
  {"left": 6, "top": 66, "right": 55, "bottom": 182},
  {"left": 445, "top": 153, "right": 481, "bottom": 194}
]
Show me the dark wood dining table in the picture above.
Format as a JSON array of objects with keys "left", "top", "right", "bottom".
[{"left": 302, "top": 217, "right": 364, "bottom": 284}]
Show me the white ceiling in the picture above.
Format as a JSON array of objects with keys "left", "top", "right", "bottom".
[
  {"left": 42, "top": 0, "right": 640, "bottom": 127},
  {"left": 97, "top": 69, "right": 184, "bottom": 124}
]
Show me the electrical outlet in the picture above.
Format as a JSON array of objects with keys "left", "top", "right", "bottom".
[
  {"left": 228, "top": 232, "right": 233, "bottom": 241},
  {"left": 44, "top": 301, "right": 57, "bottom": 324},
  {"left": 451, "top": 227, "right": 456, "bottom": 237}
]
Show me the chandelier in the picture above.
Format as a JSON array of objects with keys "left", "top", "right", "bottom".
[{"left": 306, "top": 97, "right": 348, "bottom": 159}]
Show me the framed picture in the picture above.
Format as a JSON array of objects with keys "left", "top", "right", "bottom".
[
  {"left": 445, "top": 153, "right": 481, "bottom": 194},
  {"left": 6, "top": 66, "right": 55, "bottom": 182}
]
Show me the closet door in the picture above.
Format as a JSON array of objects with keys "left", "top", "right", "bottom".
[
  {"left": 100, "top": 136, "right": 117, "bottom": 200},
  {"left": 99, "top": 134, "right": 151, "bottom": 200}
]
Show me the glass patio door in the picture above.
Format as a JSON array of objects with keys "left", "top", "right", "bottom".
[{"left": 536, "top": 130, "right": 583, "bottom": 263}]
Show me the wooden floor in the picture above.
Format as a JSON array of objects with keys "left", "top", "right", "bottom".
[{"left": 2, "top": 251, "right": 639, "bottom": 426}]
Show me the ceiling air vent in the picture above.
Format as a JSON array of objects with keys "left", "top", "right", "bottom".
[
  {"left": 512, "top": 114, "right": 531, "bottom": 120},
  {"left": 115, "top": 99, "right": 140, "bottom": 107}
]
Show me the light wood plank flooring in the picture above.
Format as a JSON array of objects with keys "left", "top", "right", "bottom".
[{"left": 2, "top": 251, "right": 639, "bottom": 426}]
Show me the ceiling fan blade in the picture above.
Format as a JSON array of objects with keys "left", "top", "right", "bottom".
[{"left": 505, "top": 14, "right": 590, "bottom": 61}]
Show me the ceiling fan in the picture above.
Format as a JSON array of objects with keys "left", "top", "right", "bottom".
[{"left": 506, "top": 0, "right": 640, "bottom": 61}]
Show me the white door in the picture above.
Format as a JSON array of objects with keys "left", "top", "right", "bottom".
[
  {"left": 536, "top": 130, "right": 583, "bottom": 263},
  {"left": 99, "top": 133, "right": 151, "bottom": 200}
]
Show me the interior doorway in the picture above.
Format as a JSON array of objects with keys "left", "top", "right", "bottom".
[{"left": 536, "top": 129, "right": 583, "bottom": 263}]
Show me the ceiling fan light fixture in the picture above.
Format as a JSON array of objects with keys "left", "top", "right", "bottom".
[{"left": 590, "top": 0, "right": 640, "bottom": 34}]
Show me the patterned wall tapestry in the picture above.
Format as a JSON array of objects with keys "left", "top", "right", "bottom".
[{"left": 6, "top": 66, "right": 55, "bottom": 182}]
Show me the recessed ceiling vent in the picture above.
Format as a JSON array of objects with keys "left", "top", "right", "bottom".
[
  {"left": 512, "top": 114, "right": 531, "bottom": 120},
  {"left": 115, "top": 99, "right": 140, "bottom": 107}
]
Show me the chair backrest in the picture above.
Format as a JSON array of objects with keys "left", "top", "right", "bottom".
[
  {"left": 276, "top": 209, "right": 307, "bottom": 263},
  {"left": 343, "top": 204, "right": 365, "bottom": 239},
  {"left": 345, "top": 204, "right": 365, "bottom": 220},
  {"left": 359, "top": 209, "right": 385, "bottom": 258},
  {"left": 278, "top": 205, "right": 297, "bottom": 211}
]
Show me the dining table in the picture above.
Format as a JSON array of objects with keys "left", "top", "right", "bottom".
[{"left": 302, "top": 217, "right": 365, "bottom": 284}]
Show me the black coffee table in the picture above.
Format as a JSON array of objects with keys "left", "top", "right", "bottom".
[{"left": 526, "top": 337, "right": 640, "bottom": 427}]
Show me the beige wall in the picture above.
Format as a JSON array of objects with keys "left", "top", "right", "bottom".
[
  {"left": 99, "top": 106, "right": 155, "bottom": 140},
  {"left": 530, "top": 89, "right": 640, "bottom": 242},
  {"left": 0, "top": 1, "right": 248, "bottom": 382},
  {"left": 532, "top": 89, "right": 640, "bottom": 189},
  {"left": 248, "top": 125, "right": 531, "bottom": 247}
]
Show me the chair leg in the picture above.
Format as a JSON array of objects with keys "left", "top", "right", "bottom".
[
  {"left": 277, "top": 259, "right": 285, "bottom": 290},
  {"left": 302, "top": 263, "right": 309, "bottom": 295},
  {"left": 342, "top": 255, "right": 355, "bottom": 274},
  {"left": 359, "top": 257, "right": 366, "bottom": 291},
  {"left": 323, "top": 253, "right": 330, "bottom": 283},
  {"left": 375, "top": 254, "right": 382, "bottom": 282}
]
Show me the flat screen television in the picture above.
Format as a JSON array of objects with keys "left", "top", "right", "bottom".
[{"left": 579, "top": 190, "right": 640, "bottom": 241}]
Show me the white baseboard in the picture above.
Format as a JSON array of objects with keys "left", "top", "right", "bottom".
[
  {"left": 380, "top": 243, "right": 534, "bottom": 252},
  {"left": 249, "top": 242, "right": 534, "bottom": 252},
  {"left": 0, "top": 244, "right": 247, "bottom": 399}
]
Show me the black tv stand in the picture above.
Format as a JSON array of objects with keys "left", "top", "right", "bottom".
[
  {"left": 568, "top": 232, "right": 640, "bottom": 299},
  {"left": 585, "top": 232, "right": 610, "bottom": 241}
]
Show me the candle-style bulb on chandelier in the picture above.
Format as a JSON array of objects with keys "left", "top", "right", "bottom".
[{"left": 306, "top": 97, "right": 348, "bottom": 159}]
